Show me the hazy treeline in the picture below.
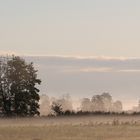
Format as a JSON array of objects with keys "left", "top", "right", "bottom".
[
  {"left": 81, "top": 93, "right": 122, "bottom": 113},
  {"left": 39, "top": 93, "right": 124, "bottom": 116},
  {"left": 39, "top": 94, "right": 73, "bottom": 116}
]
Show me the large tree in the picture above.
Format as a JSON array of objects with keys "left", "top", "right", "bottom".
[{"left": 0, "top": 56, "right": 41, "bottom": 117}]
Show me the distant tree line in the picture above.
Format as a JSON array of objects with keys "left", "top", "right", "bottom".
[
  {"left": 0, "top": 56, "right": 41, "bottom": 117},
  {"left": 81, "top": 93, "right": 122, "bottom": 113},
  {"left": 40, "top": 93, "right": 123, "bottom": 116},
  {"left": 40, "top": 94, "right": 73, "bottom": 116},
  {"left": 47, "top": 94, "right": 140, "bottom": 116}
]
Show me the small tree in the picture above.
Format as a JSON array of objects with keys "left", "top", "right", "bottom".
[{"left": 51, "top": 102, "right": 63, "bottom": 116}]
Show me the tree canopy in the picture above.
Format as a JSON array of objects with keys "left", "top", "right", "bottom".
[{"left": 0, "top": 56, "right": 41, "bottom": 117}]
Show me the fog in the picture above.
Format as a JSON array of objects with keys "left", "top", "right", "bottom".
[
  {"left": 39, "top": 94, "right": 73, "bottom": 116},
  {"left": 25, "top": 56, "right": 140, "bottom": 110},
  {"left": 39, "top": 93, "right": 129, "bottom": 116},
  {"left": 81, "top": 93, "right": 122, "bottom": 113}
]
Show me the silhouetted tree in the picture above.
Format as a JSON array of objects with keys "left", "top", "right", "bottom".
[
  {"left": 0, "top": 56, "right": 11, "bottom": 116},
  {"left": 56, "top": 94, "right": 73, "bottom": 111},
  {"left": 51, "top": 102, "right": 63, "bottom": 116},
  {"left": 0, "top": 56, "right": 41, "bottom": 117},
  {"left": 51, "top": 94, "right": 73, "bottom": 113}
]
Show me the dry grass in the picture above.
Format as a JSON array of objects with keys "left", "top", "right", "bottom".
[{"left": 0, "top": 115, "right": 140, "bottom": 140}]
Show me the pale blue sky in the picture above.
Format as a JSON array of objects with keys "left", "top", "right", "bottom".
[{"left": 1, "top": 0, "right": 140, "bottom": 57}]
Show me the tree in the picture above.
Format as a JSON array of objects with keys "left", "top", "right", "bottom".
[
  {"left": 51, "top": 102, "right": 63, "bottom": 116},
  {"left": 101, "top": 93, "right": 113, "bottom": 112},
  {"left": 81, "top": 98, "right": 91, "bottom": 112},
  {"left": 0, "top": 56, "right": 41, "bottom": 117},
  {"left": 56, "top": 94, "right": 73, "bottom": 111},
  {"left": 91, "top": 95, "right": 104, "bottom": 112},
  {"left": 113, "top": 100, "right": 123, "bottom": 112},
  {"left": 0, "top": 56, "right": 11, "bottom": 116}
]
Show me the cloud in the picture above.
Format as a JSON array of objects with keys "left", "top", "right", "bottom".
[
  {"left": 25, "top": 55, "right": 140, "bottom": 73},
  {"left": 118, "top": 69, "right": 140, "bottom": 73},
  {"left": 63, "top": 67, "right": 113, "bottom": 73},
  {"left": 80, "top": 67, "right": 113, "bottom": 73}
]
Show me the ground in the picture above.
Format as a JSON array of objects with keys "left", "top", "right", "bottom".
[{"left": 0, "top": 115, "right": 140, "bottom": 140}]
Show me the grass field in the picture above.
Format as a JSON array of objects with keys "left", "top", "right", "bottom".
[{"left": 1, "top": 115, "right": 140, "bottom": 140}]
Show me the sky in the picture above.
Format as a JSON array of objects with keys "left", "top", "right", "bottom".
[
  {"left": 1, "top": 0, "right": 140, "bottom": 109},
  {"left": 1, "top": 0, "right": 140, "bottom": 57}
]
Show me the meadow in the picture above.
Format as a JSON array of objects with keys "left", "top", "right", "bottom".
[{"left": 0, "top": 115, "right": 140, "bottom": 140}]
